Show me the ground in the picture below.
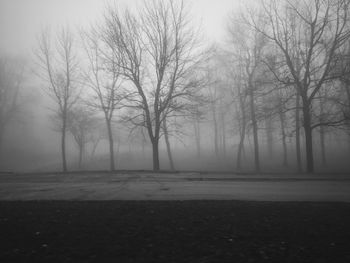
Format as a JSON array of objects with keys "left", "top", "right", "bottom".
[
  {"left": 0, "top": 172, "right": 350, "bottom": 262},
  {"left": 1, "top": 201, "right": 350, "bottom": 262},
  {"left": 0, "top": 172, "right": 350, "bottom": 201}
]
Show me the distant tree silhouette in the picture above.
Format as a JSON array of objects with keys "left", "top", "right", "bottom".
[
  {"left": 81, "top": 28, "right": 124, "bottom": 171},
  {"left": 0, "top": 57, "right": 24, "bottom": 153},
  {"left": 35, "top": 27, "right": 80, "bottom": 172}
]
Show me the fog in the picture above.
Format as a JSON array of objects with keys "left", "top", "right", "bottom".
[{"left": 1, "top": 0, "right": 350, "bottom": 173}]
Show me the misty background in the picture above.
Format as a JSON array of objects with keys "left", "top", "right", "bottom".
[{"left": 0, "top": 0, "right": 350, "bottom": 173}]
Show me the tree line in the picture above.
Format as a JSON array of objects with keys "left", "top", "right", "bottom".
[{"left": 1, "top": 0, "right": 350, "bottom": 173}]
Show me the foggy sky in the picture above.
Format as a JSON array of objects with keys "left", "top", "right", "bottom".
[{"left": 0, "top": 0, "right": 241, "bottom": 56}]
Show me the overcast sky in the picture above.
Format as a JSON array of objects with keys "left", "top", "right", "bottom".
[{"left": 0, "top": 0, "right": 241, "bottom": 56}]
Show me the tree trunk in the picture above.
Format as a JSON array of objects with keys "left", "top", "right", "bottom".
[
  {"left": 236, "top": 108, "right": 246, "bottom": 170},
  {"left": 78, "top": 144, "right": 83, "bottom": 169},
  {"left": 61, "top": 113, "right": 68, "bottom": 172},
  {"left": 116, "top": 140, "right": 120, "bottom": 168},
  {"left": 90, "top": 139, "right": 100, "bottom": 161},
  {"left": 141, "top": 128, "right": 147, "bottom": 158},
  {"left": 319, "top": 96, "right": 327, "bottom": 166},
  {"left": 152, "top": 138, "right": 160, "bottom": 171},
  {"left": 236, "top": 125, "right": 246, "bottom": 170},
  {"left": 279, "top": 109, "right": 288, "bottom": 167},
  {"left": 265, "top": 116, "right": 273, "bottom": 157},
  {"left": 236, "top": 88, "right": 247, "bottom": 170},
  {"left": 302, "top": 99, "right": 314, "bottom": 173},
  {"left": 163, "top": 118, "right": 175, "bottom": 170},
  {"left": 106, "top": 120, "right": 115, "bottom": 171},
  {"left": 295, "top": 93, "right": 302, "bottom": 173},
  {"left": 212, "top": 103, "right": 219, "bottom": 157},
  {"left": 319, "top": 126, "right": 326, "bottom": 166},
  {"left": 345, "top": 82, "right": 350, "bottom": 157},
  {"left": 221, "top": 111, "right": 227, "bottom": 157},
  {"left": 248, "top": 82, "right": 260, "bottom": 173},
  {"left": 193, "top": 119, "right": 201, "bottom": 158}
]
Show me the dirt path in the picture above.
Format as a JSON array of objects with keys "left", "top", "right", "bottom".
[{"left": 0, "top": 173, "right": 350, "bottom": 201}]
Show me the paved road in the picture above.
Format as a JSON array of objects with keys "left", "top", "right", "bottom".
[{"left": 0, "top": 173, "right": 350, "bottom": 201}]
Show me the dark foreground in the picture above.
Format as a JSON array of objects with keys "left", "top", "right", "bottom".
[{"left": 0, "top": 201, "right": 349, "bottom": 263}]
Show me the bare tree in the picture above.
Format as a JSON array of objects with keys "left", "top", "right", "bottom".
[
  {"left": 81, "top": 27, "right": 124, "bottom": 171},
  {"left": 262, "top": 97, "right": 275, "bottom": 157},
  {"left": 0, "top": 57, "right": 24, "bottom": 152},
  {"left": 318, "top": 88, "right": 328, "bottom": 166},
  {"left": 89, "top": 128, "right": 103, "bottom": 161},
  {"left": 267, "top": 87, "right": 292, "bottom": 168},
  {"left": 35, "top": 27, "right": 80, "bottom": 172},
  {"left": 102, "top": 0, "right": 202, "bottom": 170},
  {"left": 67, "top": 106, "right": 97, "bottom": 169},
  {"left": 224, "top": 55, "right": 249, "bottom": 170},
  {"left": 191, "top": 100, "right": 207, "bottom": 158},
  {"left": 330, "top": 44, "right": 350, "bottom": 155},
  {"left": 247, "top": 0, "right": 350, "bottom": 172},
  {"left": 162, "top": 114, "right": 175, "bottom": 170},
  {"left": 295, "top": 90, "right": 302, "bottom": 172},
  {"left": 227, "top": 15, "right": 268, "bottom": 172},
  {"left": 264, "top": 52, "right": 302, "bottom": 171},
  {"left": 192, "top": 107, "right": 202, "bottom": 158},
  {"left": 205, "top": 70, "right": 220, "bottom": 157}
]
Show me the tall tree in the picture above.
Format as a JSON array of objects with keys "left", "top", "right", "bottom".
[
  {"left": 67, "top": 106, "right": 97, "bottom": 169},
  {"left": 162, "top": 114, "right": 175, "bottom": 170},
  {"left": 227, "top": 15, "right": 268, "bottom": 172},
  {"left": 263, "top": 52, "right": 301, "bottom": 171},
  {"left": 225, "top": 56, "right": 249, "bottom": 170},
  {"left": 81, "top": 28, "right": 123, "bottom": 171},
  {"left": 102, "top": 0, "right": 202, "bottom": 170},
  {"left": 295, "top": 90, "right": 302, "bottom": 172},
  {"left": 206, "top": 73, "right": 220, "bottom": 157},
  {"left": 192, "top": 105, "right": 204, "bottom": 158},
  {"left": 248, "top": 0, "right": 350, "bottom": 172},
  {"left": 35, "top": 27, "right": 80, "bottom": 172}
]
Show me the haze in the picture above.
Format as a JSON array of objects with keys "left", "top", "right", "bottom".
[
  {"left": 0, "top": 0, "right": 349, "bottom": 174},
  {"left": 0, "top": 0, "right": 240, "bottom": 56}
]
